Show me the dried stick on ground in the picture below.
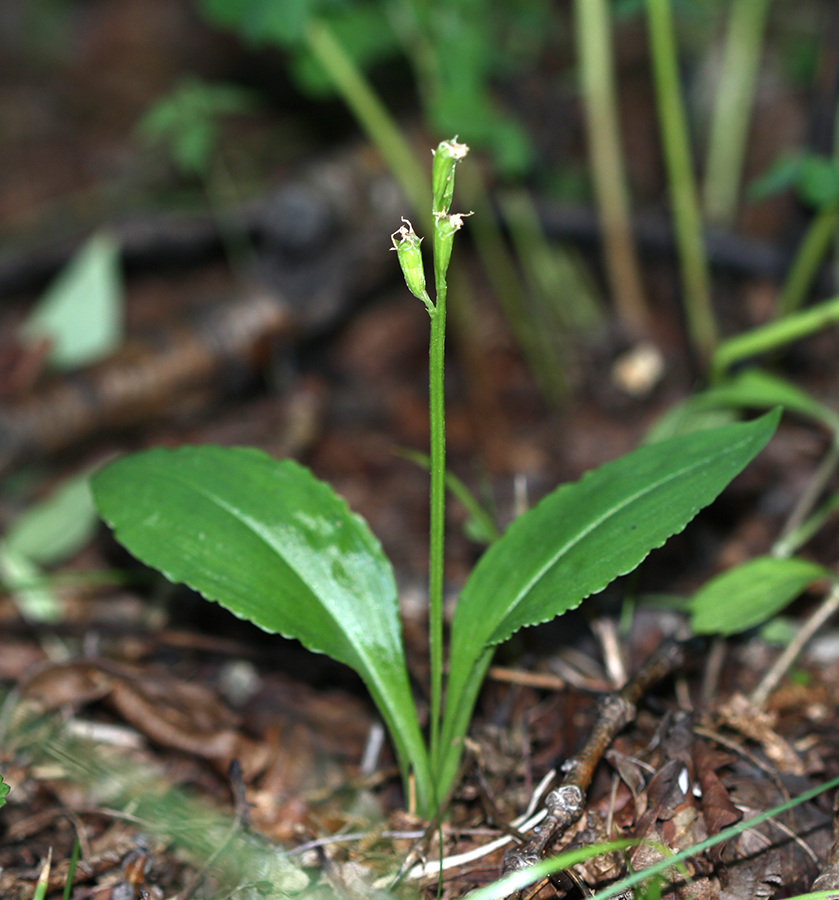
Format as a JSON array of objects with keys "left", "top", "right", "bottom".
[{"left": 502, "top": 638, "right": 697, "bottom": 884}]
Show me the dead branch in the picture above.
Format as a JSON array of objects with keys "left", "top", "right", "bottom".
[{"left": 501, "top": 638, "right": 698, "bottom": 888}]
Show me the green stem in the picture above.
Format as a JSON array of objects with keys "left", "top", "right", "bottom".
[
  {"left": 576, "top": 0, "right": 651, "bottom": 335},
  {"left": 427, "top": 279, "right": 447, "bottom": 780},
  {"left": 772, "top": 438, "right": 839, "bottom": 558},
  {"left": 774, "top": 483, "right": 839, "bottom": 560},
  {"left": 702, "top": 0, "right": 773, "bottom": 227},
  {"left": 436, "top": 647, "right": 494, "bottom": 802},
  {"left": 712, "top": 293, "right": 839, "bottom": 378},
  {"left": 776, "top": 203, "right": 839, "bottom": 317},
  {"left": 645, "top": 0, "right": 717, "bottom": 362},
  {"left": 397, "top": 449, "right": 500, "bottom": 543},
  {"left": 305, "top": 18, "right": 430, "bottom": 220}
]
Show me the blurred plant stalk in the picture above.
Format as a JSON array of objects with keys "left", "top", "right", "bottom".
[
  {"left": 776, "top": 201, "right": 839, "bottom": 317},
  {"left": 575, "top": 0, "right": 651, "bottom": 338},
  {"left": 305, "top": 19, "right": 431, "bottom": 222},
  {"left": 703, "top": 0, "right": 774, "bottom": 228},
  {"left": 645, "top": 0, "right": 718, "bottom": 364}
]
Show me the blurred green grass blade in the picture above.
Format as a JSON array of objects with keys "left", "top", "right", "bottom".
[
  {"left": 703, "top": 0, "right": 774, "bottom": 226},
  {"left": 712, "top": 294, "right": 839, "bottom": 378},
  {"left": 63, "top": 839, "right": 81, "bottom": 900}
]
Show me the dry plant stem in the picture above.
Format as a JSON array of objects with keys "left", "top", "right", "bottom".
[
  {"left": 489, "top": 667, "right": 567, "bottom": 692},
  {"left": 575, "top": 0, "right": 651, "bottom": 335},
  {"left": 773, "top": 439, "right": 839, "bottom": 558},
  {"left": 502, "top": 639, "right": 693, "bottom": 882},
  {"left": 698, "top": 636, "right": 727, "bottom": 710},
  {"left": 590, "top": 616, "right": 627, "bottom": 688},
  {"left": 693, "top": 724, "right": 789, "bottom": 797},
  {"left": 750, "top": 582, "right": 839, "bottom": 709}
]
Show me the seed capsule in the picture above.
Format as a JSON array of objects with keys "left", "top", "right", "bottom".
[
  {"left": 391, "top": 218, "right": 433, "bottom": 311},
  {"left": 431, "top": 138, "right": 469, "bottom": 216}
]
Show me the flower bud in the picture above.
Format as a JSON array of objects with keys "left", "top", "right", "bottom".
[
  {"left": 431, "top": 138, "right": 469, "bottom": 216},
  {"left": 391, "top": 218, "right": 432, "bottom": 310}
]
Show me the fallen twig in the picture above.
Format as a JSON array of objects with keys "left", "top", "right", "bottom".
[{"left": 501, "top": 638, "right": 697, "bottom": 888}]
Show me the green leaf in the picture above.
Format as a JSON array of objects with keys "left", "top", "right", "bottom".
[
  {"left": 692, "top": 368, "right": 839, "bottom": 434},
  {"left": 748, "top": 153, "right": 803, "bottom": 202},
  {"left": 438, "top": 410, "right": 779, "bottom": 792},
  {"left": 798, "top": 156, "right": 839, "bottom": 209},
  {"left": 691, "top": 555, "right": 831, "bottom": 636},
  {"left": 748, "top": 153, "right": 839, "bottom": 210},
  {"left": 199, "top": 0, "right": 321, "bottom": 45},
  {"left": 137, "top": 77, "right": 258, "bottom": 178},
  {"left": 5, "top": 474, "right": 97, "bottom": 566},
  {"left": 0, "top": 544, "right": 62, "bottom": 622},
  {"left": 0, "top": 772, "right": 9, "bottom": 808},
  {"left": 91, "top": 446, "right": 432, "bottom": 812},
  {"left": 643, "top": 400, "right": 736, "bottom": 443},
  {"left": 20, "top": 233, "right": 124, "bottom": 370}
]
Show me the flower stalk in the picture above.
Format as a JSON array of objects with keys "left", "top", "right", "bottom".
[{"left": 392, "top": 139, "right": 470, "bottom": 797}]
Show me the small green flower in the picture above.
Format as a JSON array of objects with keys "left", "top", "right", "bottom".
[
  {"left": 391, "top": 218, "right": 434, "bottom": 313},
  {"left": 432, "top": 138, "right": 469, "bottom": 216}
]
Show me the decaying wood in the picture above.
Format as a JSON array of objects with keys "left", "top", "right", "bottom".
[
  {"left": 0, "top": 288, "right": 293, "bottom": 474},
  {"left": 501, "top": 639, "right": 697, "bottom": 885},
  {"left": 0, "top": 142, "right": 404, "bottom": 303},
  {"left": 0, "top": 183, "right": 793, "bottom": 304}
]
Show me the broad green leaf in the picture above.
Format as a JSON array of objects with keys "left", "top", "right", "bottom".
[
  {"left": 690, "top": 556, "right": 831, "bottom": 636},
  {"left": 438, "top": 411, "right": 779, "bottom": 792},
  {"left": 20, "top": 233, "right": 124, "bottom": 370},
  {"left": 5, "top": 475, "right": 97, "bottom": 566},
  {"left": 92, "top": 446, "right": 431, "bottom": 811},
  {"left": 0, "top": 773, "right": 8, "bottom": 808}
]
